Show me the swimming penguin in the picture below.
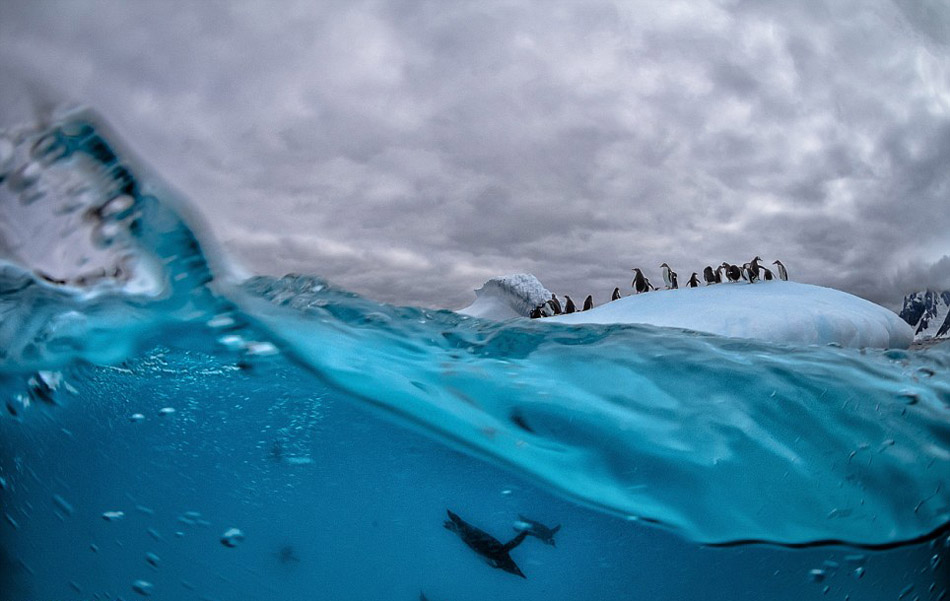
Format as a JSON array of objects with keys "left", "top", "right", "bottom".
[
  {"left": 611, "top": 287, "right": 622, "bottom": 301},
  {"left": 514, "top": 515, "right": 561, "bottom": 547},
  {"left": 772, "top": 260, "right": 788, "bottom": 281},
  {"left": 631, "top": 268, "right": 653, "bottom": 294},
  {"left": 686, "top": 273, "right": 701, "bottom": 288},
  {"left": 550, "top": 294, "right": 563, "bottom": 315},
  {"left": 564, "top": 295, "right": 576, "bottom": 314},
  {"left": 659, "top": 263, "right": 678, "bottom": 290},
  {"left": 703, "top": 266, "right": 718, "bottom": 285},
  {"left": 583, "top": 295, "right": 594, "bottom": 311},
  {"left": 444, "top": 510, "right": 529, "bottom": 578}
]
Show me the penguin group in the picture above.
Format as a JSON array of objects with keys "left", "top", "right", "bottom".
[{"left": 529, "top": 257, "right": 789, "bottom": 318}]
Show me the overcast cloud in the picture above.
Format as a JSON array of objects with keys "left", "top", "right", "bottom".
[{"left": 2, "top": 0, "right": 949, "bottom": 310}]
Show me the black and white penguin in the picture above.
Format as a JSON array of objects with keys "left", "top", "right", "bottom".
[
  {"left": 583, "top": 295, "right": 594, "bottom": 311},
  {"left": 750, "top": 256, "right": 765, "bottom": 282},
  {"left": 761, "top": 268, "right": 774, "bottom": 281},
  {"left": 670, "top": 271, "right": 679, "bottom": 289},
  {"left": 631, "top": 268, "right": 652, "bottom": 294},
  {"left": 564, "top": 295, "right": 576, "bottom": 314},
  {"left": 514, "top": 515, "right": 561, "bottom": 547},
  {"left": 721, "top": 262, "right": 740, "bottom": 283},
  {"left": 529, "top": 305, "right": 544, "bottom": 319},
  {"left": 703, "top": 266, "right": 718, "bottom": 285},
  {"left": 611, "top": 287, "right": 622, "bottom": 301},
  {"left": 550, "top": 294, "right": 563, "bottom": 315},
  {"left": 772, "top": 260, "right": 788, "bottom": 281},
  {"left": 686, "top": 273, "right": 701, "bottom": 288},
  {"left": 444, "top": 510, "right": 529, "bottom": 578},
  {"left": 660, "top": 263, "right": 678, "bottom": 290},
  {"left": 741, "top": 263, "right": 756, "bottom": 283}
]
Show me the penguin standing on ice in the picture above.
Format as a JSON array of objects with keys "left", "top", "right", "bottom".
[
  {"left": 750, "top": 256, "right": 766, "bottom": 282},
  {"left": 741, "top": 263, "right": 756, "bottom": 283},
  {"left": 721, "top": 263, "right": 740, "bottom": 283},
  {"left": 563, "top": 295, "right": 576, "bottom": 314},
  {"left": 583, "top": 295, "right": 594, "bottom": 311},
  {"left": 772, "top": 260, "right": 788, "bottom": 281},
  {"left": 631, "top": 268, "right": 653, "bottom": 294},
  {"left": 550, "top": 294, "right": 563, "bottom": 315},
  {"left": 659, "top": 263, "right": 679, "bottom": 290},
  {"left": 686, "top": 273, "right": 701, "bottom": 288},
  {"left": 611, "top": 287, "right": 622, "bottom": 301},
  {"left": 703, "top": 266, "right": 718, "bottom": 285}
]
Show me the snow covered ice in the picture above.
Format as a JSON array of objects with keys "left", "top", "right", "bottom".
[{"left": 461, "top": 273, "right": 914, "bottom": 349}]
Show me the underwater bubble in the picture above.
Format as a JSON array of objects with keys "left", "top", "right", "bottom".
[
  {"left": 131, "top": 579, "right": 153, "bottom": 596},
  {"left": 101, "top": 510, "right": 125, "bottom": 521},
  {"left": 220, "top": 527, "right": 245, "bottom": 548},
  {"left": 52, "top": 494, "right": 74, "bottom": 516},
  {"left": 99, "top": 194, "right": 135, "bottom": 219}
]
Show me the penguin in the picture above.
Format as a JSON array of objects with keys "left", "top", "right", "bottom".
[
  {"left": 564, "top": 295, "right": 576, "bottom": 314},
  {"left": 686, "top": 273, "right": 701, "bottom": 288},
  {"left": 721, "top": 263, "right": 740, "bottom": 283},
  {"left": 529, "top": 305, "right": 544, "bottom": 319},
  {"left": 444, "top": 510, "right": 529, "bottom": 578},
  {"left": 659, "top": 263, "right": 678, "bottom": 290},
  {"left": 762, "top": 268, "right": 774, "bottom": 281},
  {"left": 611, "top": 287, "right": 622, "bottom": 301},
  {"left": 670, "top": 271, "right": 679, "bottom": 289},
  {"left": 703, "top": 266, "right": 717, "bottom": 285},
  {"left": 741, "top": 263, "right": 756, "bottom": 283},
  {"left": 583, "top": 295, "right": 594, "bottom": 311},
  {"left": 631, "top": 268, "right": 653, "bottom": 294},
  {"left": 550, "top": 294, "right": 563, "bottom": 315},
  {"left": 513, "top": 515, "right": 561, "bottom": 547},
  {"left": 772, "top": 260, "right": 788, "bottom": 281},
  {"left": 750, "top": 256, "right": 765, "bottom": 282}
]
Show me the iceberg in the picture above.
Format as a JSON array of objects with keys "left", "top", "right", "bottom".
[{"left": 461, "top": 275, "right": 914, "bottom": 349}]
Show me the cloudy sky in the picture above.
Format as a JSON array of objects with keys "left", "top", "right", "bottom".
[{"left": 2, "top": 0, "right": 949, "bottom": 310}]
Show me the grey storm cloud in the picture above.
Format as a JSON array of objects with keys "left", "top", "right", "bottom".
[{"left": 1, "top": 0, "right": 949, "bottom": 310}]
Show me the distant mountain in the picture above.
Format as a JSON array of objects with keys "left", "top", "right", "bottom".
[{"left": 899, "top": 290, "right": 950, "bottom": 340}]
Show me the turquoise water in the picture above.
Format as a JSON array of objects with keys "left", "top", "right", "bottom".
[{"left": 0, "top": 111, "right": 948, "bottom": 600}]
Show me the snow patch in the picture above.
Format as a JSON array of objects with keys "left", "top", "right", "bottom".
[{"left": 458, "top": 274, "right": 551, "bottom": 319}]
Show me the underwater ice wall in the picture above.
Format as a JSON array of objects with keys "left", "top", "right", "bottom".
[{"left": 2, "top": 110, "right": 950, "bottom": 548}]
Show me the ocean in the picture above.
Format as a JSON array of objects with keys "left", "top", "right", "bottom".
[{"left": 0, "top": 110, "right": 948, "bottom": 600}]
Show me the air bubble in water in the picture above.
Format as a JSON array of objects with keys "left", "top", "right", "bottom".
[
  {"left": 131, "top": 579, "right": 153, "bottom": 596},
  {"left": 220, "top": 527, "right": 245, "bottom": 548}
]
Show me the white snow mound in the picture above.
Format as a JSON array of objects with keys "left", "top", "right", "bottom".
[
  {"left": 462, "top": 276, "right": 913, "bottom": 349},
  {"left": 458, "top": 274, "right": 552, "bottom": 320}
]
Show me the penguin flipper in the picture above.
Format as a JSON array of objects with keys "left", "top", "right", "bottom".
[{"left": 503, "top": 530, "right": 530, "bottom": 552}]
